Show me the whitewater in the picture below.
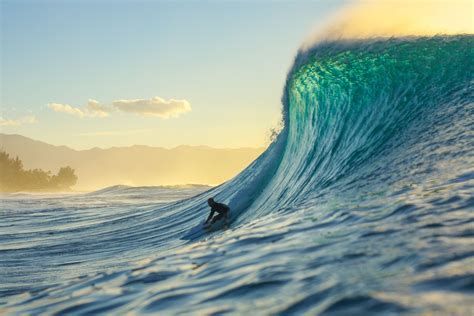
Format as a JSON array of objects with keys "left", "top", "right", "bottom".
[{"left": 1, "top": 35, "right": 473, "bottom": 315}]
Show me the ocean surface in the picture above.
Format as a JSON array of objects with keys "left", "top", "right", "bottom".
[{"left": 1, "top": 35, "right": 473, "bottom": 315}]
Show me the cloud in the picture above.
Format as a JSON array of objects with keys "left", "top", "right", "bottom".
[
  {"left": 113, "top": 97, "right": 191, "bottom": 118},
  {"left": 48, "top": 103, "right": 86, "bottom": 117},
  {"left": 86, "top": 99, "right": 110, "bottom": 117},
  {"left": 0, "top": 116, "right": 38, "bottom": 126},
  {"left": 48, "top": 100, "right": 111, "bottom": 118},
  {"left": 48, "top": 97, "right": 191, "bottom": 119}
]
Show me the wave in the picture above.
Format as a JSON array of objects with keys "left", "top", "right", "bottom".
[
  {"left": 189, "top": 35, "right": 473, "bottom": 229},
  {"left": 259, "top": 35, "right": 472, "bottom": 209}
]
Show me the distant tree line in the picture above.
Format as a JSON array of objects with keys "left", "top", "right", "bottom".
[{"left": 0, "top": 150, "right": 77, "bottom": 192}]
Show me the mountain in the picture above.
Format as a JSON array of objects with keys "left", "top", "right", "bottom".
[{"left": 0, "top": 134, "right": 265, "bottom": 191}]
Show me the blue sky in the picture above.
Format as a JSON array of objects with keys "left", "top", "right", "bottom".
[{"left": 1, "top": 0, "right": 348, "bottom": 149}]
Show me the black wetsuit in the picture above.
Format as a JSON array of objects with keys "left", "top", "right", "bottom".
[{"left": 206, "top": 202, "right": 229, "bottom": 224}]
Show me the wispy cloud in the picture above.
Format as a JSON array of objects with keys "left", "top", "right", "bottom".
[
  {"left": 48, "top": 96, "right": 191, "bottom": 119},
  {"left": 86, "top": 99, "right": 110, "bottom": 117},
  {"left": 0, "top": 116, "right": 38, "bottom": 126},
  {"left": 113, "top": 97, "right": 191, "bottom": 118},
  {"left": 77, "top": 129, "right": 153, "bottom": 136},
  {"left": 48, "top": 99, "right": 110, "bottom": 118},
  {"left": 48, "top": 103, "right": 86, "bottom": 117}
]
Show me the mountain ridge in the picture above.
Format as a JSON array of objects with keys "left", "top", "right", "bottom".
[
  {"left": 0, "top": 133, "right": 265, "bottom": 191},
  {"left": 1, "top": 133, "right": 262, "bottom": 152}
]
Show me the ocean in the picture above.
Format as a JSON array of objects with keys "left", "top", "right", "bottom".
[{"left": 1, "top": 35, "right": 473, "bottom": 315}]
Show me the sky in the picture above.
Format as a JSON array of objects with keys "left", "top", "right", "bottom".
[{"left": 1, "top": 0, "right": 348, "bottom": 150}]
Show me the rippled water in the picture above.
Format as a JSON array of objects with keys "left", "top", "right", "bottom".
[
  {"left": 1, "top": 171, "right": 473, "bottom": 314},
  {"left": 1, "top": 36, "right": 473, "bottom": 315}
]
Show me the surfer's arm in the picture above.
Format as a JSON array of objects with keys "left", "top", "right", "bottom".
[{"left": 205, "top": 209, "right": 215, "bottom": 224}]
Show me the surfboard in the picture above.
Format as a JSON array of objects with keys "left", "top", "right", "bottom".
[
  {"left": 203, "top": 216, "right": 229, "bottom": 231},
  {"left": 181, "top": 211, "right": 231, "bottom": 240}
]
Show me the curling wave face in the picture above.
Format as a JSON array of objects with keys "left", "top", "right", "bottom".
[{"left": 1, "top": 35, "right": 473, "bottom": 314}]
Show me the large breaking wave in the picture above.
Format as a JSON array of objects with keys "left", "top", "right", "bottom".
[{"left": 185, "top": 35, "right": 473, "bottom": 231}]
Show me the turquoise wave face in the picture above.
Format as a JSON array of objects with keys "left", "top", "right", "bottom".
[{"left": 248, "top": 35, "right": 474, "bottom": 214}]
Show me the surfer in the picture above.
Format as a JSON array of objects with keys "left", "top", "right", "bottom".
[{"left": 204, "top": 198, "right": 229, "bottom": 228}]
